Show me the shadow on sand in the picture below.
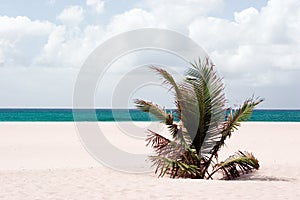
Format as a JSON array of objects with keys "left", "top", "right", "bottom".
[{"left": 234, "top": 173, "right": 296, "bottom": 182}]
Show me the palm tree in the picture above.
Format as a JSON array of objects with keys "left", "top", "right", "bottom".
[{"left": 135, "top": 58, "right": 263, "bottom": 179}]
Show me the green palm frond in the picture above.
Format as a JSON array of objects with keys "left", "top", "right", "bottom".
[
  {"left": 134, "top": 99, "right": 173, "bottom": 125},
  {"left": 146, "top": 129, "right": 186, "bottom": 161},
  {"left": 135, "top": 99, "right": 188, "bottom": 143},
  {"left": 149, "top": 156, "right": 201, "bottom": 178},
  {"left": 202, "top": 97, "right": 263, "bottom": 178},
  {"left": 219, "top": 97, "right": 264, "bottom": 148},
  {"left": 228, "top": 97, "right": 263, "bottom": 125},
  {"left": 183, "top": 58, "right": 226, "bottom": 157},
  {"left": 146, "top": 129, "right": 201, "bottom": 178},
  {"left": 150, "top": 66, "right": 180, "bottom": 94},
  {"left": 210, "top": 151, "right": 259, "bottom": 180},
  {"left": 150, "top": 66, "right": 183, "bottom": 120},
  {"left": 146, "top": 128, "right": 195, "bottom": 161},
  {"left": 146, "top": 130, "right": 171, "bottom": 151}
]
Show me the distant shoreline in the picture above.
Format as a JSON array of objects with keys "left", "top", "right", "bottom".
[
  {"left": 0, "top": 108, "right": 299, "bottom": 122},
  {"left": 0, "top": 108, "right": 299, "bottom": 110}
]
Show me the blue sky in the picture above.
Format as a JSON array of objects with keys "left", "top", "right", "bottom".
[
  {"left": 0, "top": 0, "right": 268, "bottom": 21},
  {"left": 0, "top": 0, "right": 299, "bottom": 108}
]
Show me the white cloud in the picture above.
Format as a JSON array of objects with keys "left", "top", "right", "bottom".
[
  {"left": 0, "top": 16, "right": 55, "bottom": 68},
  {"left": 187, "top": 0, "right": 300, "bottom": 107},
  {"left": 57, "top": 5, "right": 84, "bottom": 26},
  {"left": 0, "top": 15, "right": 105, "bottom": 69},
  {"left": 34, "top": 24, "right": 105, "bottom": 68},
  {"left": 1, "top": 0, "right": 300, "bottom": 108},
  {"left": 0, "top": 16, "right": 54, "bottom": 37},
  {"left": 106, "top": 0, "right": 223, "bottom": 34},
  {"left": 86, "top": 0, "right": 104, "bottom": 14},
  {"left": 138, "top": 0, "right": 223, "bottom": 31},
  {"left": 0, "top": 49, "right": 4, "bottom": 65},
  {"left": 47, "top": 0, "right": 56, "bottom": 5},
  {"left": 34, "top": 26, "right": 66, "bottom": 67},
  {"left": 140, "top": 0, "right": 223, "bottom": 16},
  {"left": 189, "top": 0, "right": 300, "bottom": 84},
  {"left": 189, "top": 17, "right": 238, "bottom": 52},
  {"left": 234, "top": 7, "right": 259, "bottom": 24},
  {"left": 107, "top": 8, "right": 158, "bottom": 33},
  {"left": 0, "top": 14, "right": 106, "bottom": 107}
]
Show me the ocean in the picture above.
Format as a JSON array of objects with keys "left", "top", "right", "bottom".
[{"left": 0, "top": 109, "right": 299, "bottom": 122}]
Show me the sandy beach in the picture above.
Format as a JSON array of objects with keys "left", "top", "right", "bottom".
[{"left": 0, "top": 122, "right": 299, "bottom": 199}]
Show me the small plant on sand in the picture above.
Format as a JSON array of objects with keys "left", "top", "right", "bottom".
[{"left": 135, "top": 58, "right": 263, "bottom": 180}]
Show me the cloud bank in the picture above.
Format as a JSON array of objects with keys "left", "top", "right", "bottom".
[{"left": 0, "top": 0, "right": 299, "bottom": 108}]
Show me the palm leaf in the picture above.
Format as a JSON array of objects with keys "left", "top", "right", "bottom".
[
  {"left": 202, "top": 97, "right": 263, "bottom": 176},
  {"left": 150, "top": 66, "right": 183, "bottom": 119},
  {"left": 134, "top": 99, "right": 173, "bottom": 125},
  {"left": 183, "top": 58, "right": 226, "bottom": 158},
  {"left": 219, "top": 97, "right": 264, "bottom": 149},
  {"left": 146, "top": 129, "right": 185, "bottom": 162},
  {"left": 149, "top": 156, "right": 201, "bottom": 178},
  {"left": 210, "top": 151, "right": 259, "bottom": 180},
  {"left": 146, "top": 129, "right": 201, "bottom": 178},
  {"left": 146, "top": 130, "right": 171, "bottom": 151}
]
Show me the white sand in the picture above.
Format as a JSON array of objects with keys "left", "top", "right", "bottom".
[{"left": 0, "top": 122, "right": 299, "bottom": 199}]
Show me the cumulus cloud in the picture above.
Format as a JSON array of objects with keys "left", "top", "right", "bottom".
[
  {"left": 0, "top": 16, "right": 54, "bottom": 37},
  {"left": 1, "top": 0, "right": 299, "bottom": 108},
  {"left": 0, "top": 14, "right": 105, "bottom": 107},
  {"left": 234, "top": 7, "right": 259, "bottom": 24},
  {"left": 86, "top": 0, "right": 104, "bottom": 14},
  {"left": 107, "top": 8, "right": 158, "bottom": 33},
  {"left": 106, "top": 0, "right": 223, "bottom": 34},
  {"left": 34, "top": 24, "right": 105, "bottom": 68},
  {"left": 0, "top": 16, "right": 55, "bottom": 68},
  {"left": 47, "top": 0, "right": 56, "bottom": 5},
  {"left": 0, "top": 14, "right": 105, "bottom": 69},
  {"left": 187, "top": 0, "right": 300, "bottom": 107},
  {"left": 189, "top": 0, "right": 300, "bottom": 85},
  {"left": 139, "top": 0, "right": 223, "bottom": 17},
  {"left": 137, "top": 0, "right": 223, "bottom": 30},
  {"left": 57, "top": 5, "right": 84, "bottom": 26}
]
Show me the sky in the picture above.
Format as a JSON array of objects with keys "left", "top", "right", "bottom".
[{"left": 0, "top": 0, "right": 299, "bottom": 109}]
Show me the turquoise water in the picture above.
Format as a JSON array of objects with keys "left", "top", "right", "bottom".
[{"left": 0, "top": 109, "right": 299, "bottom": 122}]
